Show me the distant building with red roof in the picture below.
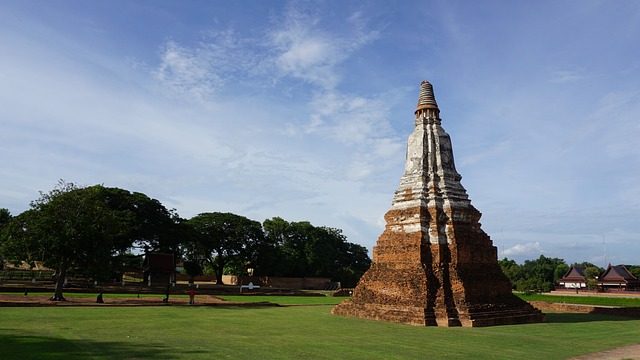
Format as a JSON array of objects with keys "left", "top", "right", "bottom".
[
  {"left": 558, "top": 266, "right": 587, "bottom": 289},
  {"left": 599, "top": 264, "right": 640, "bottom": 290}
]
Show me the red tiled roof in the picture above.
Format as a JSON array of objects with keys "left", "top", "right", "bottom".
[
  {"left": 600, "top": 264, "right": 640, "bottom": 284},
  {"left": 558, "top": 266, "right": 586, "bottom": 282}
]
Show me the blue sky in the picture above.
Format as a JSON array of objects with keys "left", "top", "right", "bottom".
[{"left": 1, "top": 1, "right": 639, "bottom": 265}]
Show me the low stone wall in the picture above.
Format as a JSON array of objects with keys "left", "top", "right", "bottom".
[
  {"left": 165, "top": 274, "right": 333, "bottom": 289},
  {"left": 530, "top": 301, "right": 640, "bottom": 317},
  {"left": 258, "top": 276, "right": 331, "bottom": 290}
]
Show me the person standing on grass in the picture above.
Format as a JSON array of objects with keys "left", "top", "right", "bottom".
[{"left": 189, "top": 289, "right": 195, "bottom": 304}]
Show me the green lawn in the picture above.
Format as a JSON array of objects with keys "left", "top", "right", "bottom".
[
  {"left": 12, "top": 290, "right": 640, "bottom": 307},
  {"left": 517, "top": 293, "right": 640, "bottom": 307},
  {"left": 2, "top": 302, "right": 640, "bottom": 359},
  {"left": 218, "top": 295, "right": 344, "bottom": 305}
]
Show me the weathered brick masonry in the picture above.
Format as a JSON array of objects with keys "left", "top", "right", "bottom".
[{"left": 332, "top": 81, "right": 544, "bottom": 327}]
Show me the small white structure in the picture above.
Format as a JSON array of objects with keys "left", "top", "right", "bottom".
[{"left": 240, "top": 281, "right": 260, "bottom": 293}]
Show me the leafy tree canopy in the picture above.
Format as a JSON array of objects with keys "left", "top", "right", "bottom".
[
  {"left": 628, "top": 266, "right": 640, "bottom": 280},
  {"left": 259, "top": 217, "right": 371, "bottom": 287},
  {"left": 0, "top": 208, "right": 11, "bottom": 269},
  {"left": 499, "top": 255, "right": 568, "bottom": 292},
  {"left": 0, "top": 181, "right": 177, "bottom": 300},
  {"left": 0, "top": 208, "right": 10, "bottom": 229},
  {"left": 572, "top": 261, "right": 602, "bottom": 270},
  {"left": 185, "top": 212, "right": 264, "bottom": 285}
]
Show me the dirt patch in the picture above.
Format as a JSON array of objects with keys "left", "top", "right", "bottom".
[
  {"left": 567, "top": 344, "right": 640, "bottom": 360},
  {"left": 0, "top": 293, "right": 277, "bottom": 307}
]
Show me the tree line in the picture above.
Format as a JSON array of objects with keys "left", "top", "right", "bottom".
[
  {"left": 499, "top": 255, "right": 640, "bottom": 292},
  {"left": 0, "top": 181, "right": 371, "bottom": 300}
]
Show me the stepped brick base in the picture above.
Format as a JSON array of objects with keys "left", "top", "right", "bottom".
[
  {"left": 332, "top": 302, "right": 545, "bottom": 327},
  {"left": 332, "top": 243, "right": 545, "bottom": 327}
]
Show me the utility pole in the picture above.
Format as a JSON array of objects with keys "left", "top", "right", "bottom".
[{"left": 602, "top": 235, "right": 607, "bottom": 268}]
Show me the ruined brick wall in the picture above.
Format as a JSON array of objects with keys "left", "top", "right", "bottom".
[{"left": 530, "top": 301, "right": 640, "bottom": 317}]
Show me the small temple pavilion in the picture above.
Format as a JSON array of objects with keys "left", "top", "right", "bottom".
[
  {"left": 558, "top": 266, "right": 587, "bottom": 290},
  {"left": 599, "top": 264, "right": 640, "bottom": 291}
]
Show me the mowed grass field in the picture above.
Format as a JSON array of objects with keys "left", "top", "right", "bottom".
[
  {"left": 2, "top": 296, "right": 640, "bottom": 359},
  {"left": 517, "top": 293, "right": 640, "bottom": 307}
]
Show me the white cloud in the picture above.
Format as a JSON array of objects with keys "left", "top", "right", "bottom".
[{"left": 504, "top": 242, "right": 543, "bottom": 257}]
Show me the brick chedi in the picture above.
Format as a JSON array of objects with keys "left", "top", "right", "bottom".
[{"left": 332, "top": 81, "right": 544, "bottom": 327}]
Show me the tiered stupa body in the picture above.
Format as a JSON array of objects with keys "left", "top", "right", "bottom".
[{"left": 332, "top": 81, "right": 544, "bottom": 327}]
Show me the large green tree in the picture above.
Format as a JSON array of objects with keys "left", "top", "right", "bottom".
[
  {"left": 253, "top": 217, "right": 289, "bottom": 276},
  {"left": 259, "top": 217, "right": 371, "bottom": 286},
  {"left": 0, "top": 208, "right": 10, "bottom": 230},
  {"left": 584, "top": 266, "right": 602, "bottom": 290},
  {"left": 499, "top": 255, "right": 568, "bottom": 292},
  {"left": 627, "top": 265, "right": 640, "bottom": 280},
  {"left": 261, "top": 218, "right": 321, "bottom": 277},
  {"left": 185, "top": 212, "right": 264, "bottom": 285},
  {"left": 99, "top": 188, "right": 181, "bottom": 254},
  {"left": 333, "top": 241, "right": 371, "bottom": 287},
  {"left": 554, "top": 263, "right": 570, "bottom": 283},
  {"left": 0, "top": 208, "right": 11, "bottom": 269},
  {"left": 499, "top": 258, "right": 523, "bottom": 290},
  {"left": 0, "top": 182, "right": 178, "bottom": 300}
]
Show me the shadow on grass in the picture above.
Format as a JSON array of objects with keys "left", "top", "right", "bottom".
[
  {"left": 0, "top": 333, "right": 208, "bottom": 359},
  {"left": 545, "top": 312, "right": 638, "bottom": 323}
]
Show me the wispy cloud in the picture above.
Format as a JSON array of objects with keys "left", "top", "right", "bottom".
[
  {"left": 549, "top": 69, "right": 586, "bottom": 83},
  {"left": 154, "top": 40, "right": 225, "bottom": 100},
  {"left": 148, "top": 3, "right": 401, "bottom": 187},
  {"left": 152, "top": 3, "right": 380, "bottom": 99},
  {"left": 305, "top": 91, "right": 393, "bottom": 143},
  {"left": 268, "top": 5, "right": 379, "bottom": 89},
  {"left": 152, "top": 29, "right": 266, "bottom": 101}
]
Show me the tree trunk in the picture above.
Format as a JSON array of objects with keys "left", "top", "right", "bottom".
[
  {"left": 214, "top": 258, "right": 225, "bottom": 285},
  {"left": 51, "top": 268, "right": 66, "bottom": 301},
  {"left": 216, "top": 268, "right": 224, "bottom": 285}
]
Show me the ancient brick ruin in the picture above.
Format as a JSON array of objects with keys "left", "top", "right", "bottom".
[{"left": 332, "top": 81, "right": 544, "bottom": 327}]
